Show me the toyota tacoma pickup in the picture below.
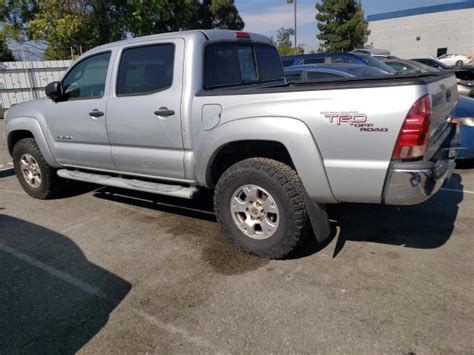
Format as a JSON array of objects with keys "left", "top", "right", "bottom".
[{"left": 3, "top": 30, "right": 459, "bottom": 258}]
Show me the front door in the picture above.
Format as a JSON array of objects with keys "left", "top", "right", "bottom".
[
  {"left": 106, "top": 39, "right": 185, "bottom": 179},
  {"left": 48, "top": 51, "right": 115, "bottom": 170}
]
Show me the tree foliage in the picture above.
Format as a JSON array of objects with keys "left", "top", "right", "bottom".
[
  {"left": 275, "top": 27, "right": 303, "bottom": 56},
  {"left": 1, "top": 0, "right": 244, "bottom": 59},
  {"left": 316, "top": 0, "right": 369, "bottom": 52}
]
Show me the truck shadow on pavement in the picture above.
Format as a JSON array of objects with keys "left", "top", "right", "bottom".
[
  {"left": 328, "top": 173, "right": 464, "bottom": 258},
  {"left": 0, "top": 215, "right": 131, "bottom": 353},
  {"left": 93, "top": 173, "right": 463, "bottom": 261}
]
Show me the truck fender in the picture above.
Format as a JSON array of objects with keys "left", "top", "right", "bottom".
[
  {"left": 196, "top": 116, "right": 337, "bottom": 204},
  {"left": 5, "top": 117, "right": 59, "bottom": 168}
]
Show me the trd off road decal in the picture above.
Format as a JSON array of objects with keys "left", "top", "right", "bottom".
[{"left": 321, "top": 112, "right": 388, "bottom": 132}]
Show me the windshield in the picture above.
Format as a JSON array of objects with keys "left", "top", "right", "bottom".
[{"left": 352, "top": 53, "right": 398, "bottom": 74}]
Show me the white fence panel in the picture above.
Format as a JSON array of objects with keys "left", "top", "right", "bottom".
[{"left": 0, "top": 60, "right": 72, "bottom": 109}]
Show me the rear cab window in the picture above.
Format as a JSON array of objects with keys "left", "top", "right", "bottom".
[{"left": 203, "top": 42, "right": 284, "bottom": 90}]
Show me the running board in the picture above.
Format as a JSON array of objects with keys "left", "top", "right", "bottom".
[{"left": 57, "top": 169, "right": 198, "bottom": 199}]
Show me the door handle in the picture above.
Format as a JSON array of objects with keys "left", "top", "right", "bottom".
[
  {"left": 154, "top": 107, "right": 175, "bottom": 117},
  {"left": 89, "top": 109, "right": 104, "bottom": 118}
]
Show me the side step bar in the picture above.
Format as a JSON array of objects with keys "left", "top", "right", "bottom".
[{"left": 57, "top": 169, "right": 198, "bottom": 199}]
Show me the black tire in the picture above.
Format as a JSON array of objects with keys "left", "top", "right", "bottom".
[
  {"left": 12, "top": 138, "right": 64, "bottom": 199},
  {"left": 214, "top": 158, "right": 311, "bottom": 258},
  {"left": 455, "top": 60, "right": 463, "bottom": 67}
]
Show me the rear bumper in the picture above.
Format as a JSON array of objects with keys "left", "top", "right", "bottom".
[{"left": 383, "top": 124, "right": 459, "bottom": 205}]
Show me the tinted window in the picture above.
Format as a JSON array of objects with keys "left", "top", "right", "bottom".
[
  {"left": 302, "top": 58, "right": 325, "bottom": 64},
  {"left": 62, "top": 52, "right": 110, "bottom": 99},
  {"left": 256, "top": 45, "right": 284, "bottom": 82},
  {"left": 237, "top": 46, "right": 257, "bottom": 82},
  {"left": 204, "top": 43, "right": 284, "bottom": 89},
  {"left": 204, "top": 44, "right": 241, "bottom": 88},
  {"left": 281, "top": 60, "right": 294, "bottom": 67},
  {"left": 306, "top": 71, "right": 347, "bottom": 80},
  {"left": 117, "top": 44, "right": 174, "bottom": 96}
]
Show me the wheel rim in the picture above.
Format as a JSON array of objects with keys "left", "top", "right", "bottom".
[
  {"left": 230, "top": 184, "right": 280, "bottom": 240},
  {"left": 19, "top": 153, "right": 42, "bottom": 188}
]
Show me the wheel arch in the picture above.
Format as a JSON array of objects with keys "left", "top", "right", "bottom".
[
  {"left": 6, "top": 117, "right": 59, "bottom": 167},
  {"left": 196, "top": 116, "right": 337, "bottom": 204}
]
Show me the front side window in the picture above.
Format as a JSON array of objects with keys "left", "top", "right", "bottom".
[
  {"left": 117, "top": 44, "right": 175, "bottom": 96},
  {"left": 62, "top": 52, "right": 111, "bottom": 99}
]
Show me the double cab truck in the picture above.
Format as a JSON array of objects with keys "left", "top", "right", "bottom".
[{"left": 4, "top": 30, "right": 459, "bottom": 258}]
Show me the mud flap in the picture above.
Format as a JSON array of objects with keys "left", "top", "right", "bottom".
[{"left": 303, "top": 190, "right": 331, "bottom": 243}]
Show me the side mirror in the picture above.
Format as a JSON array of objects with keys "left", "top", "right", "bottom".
[{"left": 45, "top": 81, "right": 64, "bottom": 102}]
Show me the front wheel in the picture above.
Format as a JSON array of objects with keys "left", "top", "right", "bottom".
[
  {"left": 214, "top": 158, "right": 311, "bottom": 258},
  {"left": 12, "top": 138, "right": 64, "bottom": 199},
  {"left": 455, "top": 60, "right": 464, "bottom": 67}
]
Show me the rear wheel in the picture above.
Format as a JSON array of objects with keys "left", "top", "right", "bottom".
[
  {"left": 214, "top": 158, "right": 311, "bottom": 258},
  {"left": 13, "top": 138, "right": 64, "bottom": 199}
]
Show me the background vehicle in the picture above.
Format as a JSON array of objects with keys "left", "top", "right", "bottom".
[
  {"left": 454, "top": 70, "right": 474, "bottom": 98},
  {"left": 411, "top": 58, "right": 451, "bottom": 70},
  {"left": 280, "top": 52, "right": 397, "bottom": 74},
  {"left": 453, "top": 96, "right": 474, "bottom": 160},
  {"left": 4, "top": 30, "right": 459, "bottom": 258},
  {"left": 284, "top": 64, "right": 388, "bottom": 82},
  {"left": 415, "top": 58, "right": 474, "bottom": 98},
  {"left": 437, "top": 54, "right": 472, "bottom": 67},
  {"left": 378, "top": 58, "right": 439, "bottom": 74}
]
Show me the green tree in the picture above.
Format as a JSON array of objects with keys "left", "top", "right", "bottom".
[
  {"left": 123, "top": 0, "right": 200, "bottom": 36},
  {"left": 198, "top": 0, "right": 244, "bottom": 30},
  {"left": 28, "top": 0, "right": 95, "bottom": 59},
  {"left": 1, "top": 0, "right": 246, "bottom": 59},
  {"left": 316, "top": 0, "right": 369, "bottom": 52},
  {"left": 0, "top": 36, "right": 15, "bottom": 61},
  {"left": 123, "top": 0, "right": 244, "bottom": 37},
  {"left": 275, "top": 27, "right": 303, "bottom": 55}
]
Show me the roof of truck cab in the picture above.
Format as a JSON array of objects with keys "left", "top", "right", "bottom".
[{"left": 83, "top": 30, "right": 273, "bottom": 55}]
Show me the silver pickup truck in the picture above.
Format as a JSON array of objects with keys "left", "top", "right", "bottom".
[{"left": 4, "top": 30, "right": 459, "bottom": 258}]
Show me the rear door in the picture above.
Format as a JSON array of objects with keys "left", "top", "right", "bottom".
[{"left": 107, "top": 39, "right": 185, "bottom": 178}]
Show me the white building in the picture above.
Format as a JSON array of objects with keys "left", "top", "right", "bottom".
[{"left": 367, "top": 1, "right": 474, "bottom": 58}]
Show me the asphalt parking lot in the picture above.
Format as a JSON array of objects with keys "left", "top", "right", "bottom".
[{"left": 1, "top": 119, "right": 473, "bottom": 354}]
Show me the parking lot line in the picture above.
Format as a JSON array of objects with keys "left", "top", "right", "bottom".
[
  {"left": 0, "top": 242, "right": 106, "bottom": 298},
  {"left": 441, "top": 187, "right": 474, "bottom": 194},
  {"left": 0, "top": 241, "right": 216, "bottom": 350}
]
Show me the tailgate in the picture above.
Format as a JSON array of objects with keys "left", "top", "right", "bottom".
[{"left": 425, "top": 73, "right": 458, "bottom": 159}]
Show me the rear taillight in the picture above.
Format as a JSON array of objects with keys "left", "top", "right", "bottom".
[{"left": 392, "top": 94, "right": 431, "bottom": 160}]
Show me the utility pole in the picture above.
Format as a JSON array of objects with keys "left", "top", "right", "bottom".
[{"left": 287, "top": 0, "right": 297, "bottom": 51}]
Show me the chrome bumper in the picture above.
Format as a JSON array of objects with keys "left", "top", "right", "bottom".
[{"left": 383, "top": 125, "right": 458, "bottom": 205}]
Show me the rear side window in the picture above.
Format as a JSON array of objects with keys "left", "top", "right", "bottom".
[
  {"left": 117, "top": 44, "right": 174, "bottom": 96},
  {"left": 204, "top": 43, "right": 284, "bottom": 89},
  {"left": 281, "top": 59, "right": 294, "bottom": 67}
]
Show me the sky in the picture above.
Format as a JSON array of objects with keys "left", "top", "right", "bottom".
[{"left": 235, "top": 0, "right": 468, "bottom": 52}]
